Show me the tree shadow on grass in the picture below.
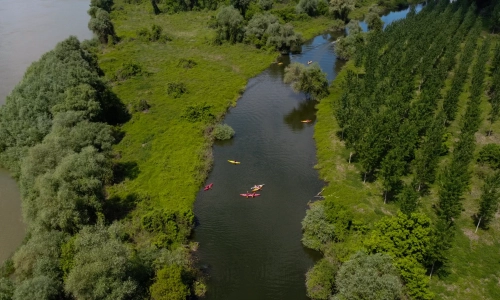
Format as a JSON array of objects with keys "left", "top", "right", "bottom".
[
  {"left": 113, "top": 161, "right": 140, "bottom": 184},
  {"left": 104, "top": 193, "right": 139, "bottom": 222}
]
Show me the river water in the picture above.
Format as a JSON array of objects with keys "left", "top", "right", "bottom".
[
  {"left": 193, "top": 4, "right": 423, "bottom": 299},
  {"left": 0, "top": 0, "right": 92, "bottom": 262}
]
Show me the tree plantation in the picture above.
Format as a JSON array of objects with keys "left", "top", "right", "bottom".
[
  {"left": 308, "top": 0, "right": 500, "bottom": 299},
  {"left": 0, "top": 0, "right": 499, "bottom": 299}
]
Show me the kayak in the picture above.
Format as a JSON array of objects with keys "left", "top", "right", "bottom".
[
  {"left": 240, "top": 193, "right": 261, "bottom": 198},
  {"left": 228, "top": 160, "right": 241, "bottom": 164},
  {"left": 203, "top": 183, "right": 213, "bottom": 191},
  {"left": 251, "top": 184, "right": 265, "bottom": 192},
  {"left": 301, "top": 120, "right": 312, "bottom": 123}
]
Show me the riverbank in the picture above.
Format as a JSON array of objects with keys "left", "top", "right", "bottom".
[{"left": 312, "top": 17, "right": 500, "bottom": 300}]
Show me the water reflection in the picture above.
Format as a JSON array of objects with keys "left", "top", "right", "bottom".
[{"left": 284, "top": 100, "right": 318, "bottom": 131}]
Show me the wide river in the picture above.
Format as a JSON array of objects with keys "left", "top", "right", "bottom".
[
  {"left": 0, "top": 0, "right": 91, "bottom": 262},
  {"left": 193, "top": 5, "right": 422, "bottom": 300}
]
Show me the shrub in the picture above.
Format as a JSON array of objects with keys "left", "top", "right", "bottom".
[
  {"left": 115, "top": 62, "right": 143, "bottom": 80},
  {"left": 259, "top": 0, "right": 273, "bottom": 10},
  {"left": 296, "top": 0, "right": 319, "bottom": 16},
  {"left": 306, "top": 259, "right": 337, "bottom": 299},
  {"left": 88, "top": 8, "right": 116, "bottom": 44},
  {"left": 335, "top": 252, "right": 403, "bottom": 300},
  {"left": 134, "top": 99, "right": 151, "bottom": 112},
  {"left": 167, "top": 82, "right": 187, "bottom": 98},
  {"left": 213, "top": 124, "right": 235, "bottom": 140},
  {"left": 478, "top": 144, "right": 500, "bottom": 169},
  {"left": 137, "top": 24, "right": 170, "bottom": 42},
  {"left": 183, "top": 103, "right": 215, "bottom": 122},
  {"left": 177, "top": 58, "right": 197, "bottom": 69},
  {"left": 150, "top": 265, "right": 190, "bottom": 300}
]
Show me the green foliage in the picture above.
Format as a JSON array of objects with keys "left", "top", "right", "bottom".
[
  {"left": 213, "top": 124, "right": 235, "bottom": 140},
  {"left": 216, "top": 6, "right": 245, "bottom": 44},
  {"left": 137, "top": 24, "right": 170, "bottom": 42},
  {"left": 133, "top": 99, "right": 151, "bottom": 112},
  {"left": 150, "top": 264, "right": 190, "bottom": 300},
  {"left": 88, "top": 8, "right": 117, "bottom": 44},
  {"left": 13, "top": 276, "right": 61, "bottom": 300},
  {"left": 398, "top": 183, "right": 419, "bottom": 215},
  {"left": 334, "top": 252, "right": 403, "bottom": 300},
  {"left": 177, "top": 58, "right": 197, "bottom": 69},
  {"left": 141, "top": 209, "right": 194, "bottom": 248},
  {"left": 166, "top": 82, "right": 188, "bottom": 98},
  {"left": 91, "top": 0, "right": 114, "bottom": 12},
  {"left": 0, "top": 278, "right": 14, "bottom": 300},
  {"left": 334, "top": 21, "right": 364, "bottom": 60},
  {"left": 302, "top": 202, "right": 336, "bottom": 250},
  {"left": 477, "top": 144, "right": 500, "bottom": 169},
  {"left": 306, "top": 258, "right": 337, "bottom": 300},
  {"left": 365, "top": 12, "right": 384, "bottom": 32},
  {"left": 296, "top": 0, "right": 320, "bottom": 17},
  {"left": 60, "top": 237, "right": 75, "bottom": 280},
  {"left": 193, "top": 281, "right": 207, "bottom": 297},
  {"left": 365, "top": 212, "right": 433, "bottom": 299},
  {"left": 183, "top": 102, "right": 216, "bottom": 122},
  {"left": 12, "top": 230, "right": 66, "bottom": 282},
  {"left": 114, "top": 62, "right": 144, "bottom": 80},
  {"left": 284, "top": 62, "right": 329, "bottom": 100},
  {"left": 476, "top": 171, "right": 500, "bottom": 230},
  {"left": 259, "top": 0, "right": 273, "bottom": 10},
  {"left": 64, "top": 223, "right": 138, "bottom": 300},
  {"left": 329, "top": 0, "right": 355, "bottom": 21}
]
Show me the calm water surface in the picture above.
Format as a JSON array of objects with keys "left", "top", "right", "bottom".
[
  {"left": 193, "top": 5, "right": 422, "bottom": 299},
  {"left": 0, "top": 0, "right": 91, "bottom": 262}
]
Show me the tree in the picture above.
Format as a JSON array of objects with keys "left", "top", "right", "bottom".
[
  {"left": 149, "top": 264, "right": 190, "bottom": 300},
  {"left": 329, "top": 0, "right": 355, "bottom": 21},
  {"left": 284, "top": 63, "right": 329, "bottom": 100},
  {"left": 365, "top": 12, "right": 384, "bottom": 32},
  {"left": 477, "top": 144, "right": 500, "bottom": 169},
  {"left": 0, "top": 278, "right": 14, "bottom": 300},
  {"left": 335, "top": 21, "right": 364, "bottom": 60},
  {"left": 475, "top": 171, "right": 500, "bottom": 231},
  {"left": 216, "top": 6, "right": 244, "bottom": 44},
  {"left": 306, "top": 259, "right": 337, "bottom": 300},
  {"left": 64, "top": 223, "right": 138, "bottom": 300},
  {"left": 151, "top": 0, "right": 161, "bottom": 14},
  {"left": 266, "top": 22, "right": 303, "bottom": 53},
  {"left": 335, "top": 252, "right": 403, "bottom": 300},
  {"left": 296, "top": 0, "right": 319, "bottom": 17},
  {"left": 88, "top": 8, "right": 116, "bottom": 44},
  {"left": 13, "top": 276, "right": 61, "bottom": 300},
  {"left": 398, "top": 183, "right": 419, "bottom": 215},
  {"left": 90, "top": 0, "right": 113, "bottom": 12},
  {"left": 302, "top": 202, "right": 336, "bottom": 250}
]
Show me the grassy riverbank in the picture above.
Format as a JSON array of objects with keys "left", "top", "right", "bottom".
[{"left": 313, "top": 32, "right": 500, "bottom": 300}]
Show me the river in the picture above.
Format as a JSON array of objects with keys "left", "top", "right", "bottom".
[
  {"left": 193, "top": 4, "right": 423, "bottom": 299},
  {"left": 0, "top": 0, "right": 92, "bottom": 262}
]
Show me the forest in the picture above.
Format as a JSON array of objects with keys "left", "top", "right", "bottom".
[
  {"left": 306, "top": 0, "right": 500, "bottom": 299},
  {"left": 1, "top": 0, "right": 499, "bottom": 299}
]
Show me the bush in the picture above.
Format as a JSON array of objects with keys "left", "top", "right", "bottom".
[
  {"left": 150, "top": 265, "right": 190, "bottom": 300},
  {"left": 301, "top": 202, "right": 336, "bottom": 250},
  {"left": 306, "top": 259, "right": 337, "bottom": 300},
  {"left": 259, "top": 0, "right": 273, "bottom": 10},
  {"left": 183, "top": 103, "right": 215, "bottom": 122},
  {"left": 478, "top": 144, "right": 500, "bottom": 169},
  {"left": 213, "top": 124, "right": 235, "bottom": 140},
  {"left": 296, "top": 0, "right": 319, "bottom": 17},
  {"left": 115, "top": 62, "right": 143, "bottom": 80},
  {"left": 88, "top": 8, "right": 116, "bottom": 44},
  {"left": 216, "top": 6, "right": 245, "bottom": 44},
  {"left": 177, "top": 58, "right": 197, "bottom": 69},
  {"left": 167, "top": 82, "right": 187, "bottom": 98},
  {"left": 335, "top": 252, "right": 403, "bottom": 300},
  {"left": 137, "top": 24, "right": 170, "bottom": 42},
  {"left": 134, "top": 99, "right": 151, "bottom": 112}
]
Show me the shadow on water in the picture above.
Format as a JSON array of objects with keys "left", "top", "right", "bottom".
[{"left": 283, "top": 100, "right": 318, "bottom": 131}]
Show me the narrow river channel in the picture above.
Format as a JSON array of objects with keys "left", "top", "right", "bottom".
[
  {"left": 193, "top": 4, "right": 423, "bottom": 299},
  {"left": 0, "top": 0, "right": 91, "bottom": 262}
]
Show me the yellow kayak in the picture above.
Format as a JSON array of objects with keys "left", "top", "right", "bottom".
[{"left": 228, "top": 160, "right": 240, "bottom": 164}]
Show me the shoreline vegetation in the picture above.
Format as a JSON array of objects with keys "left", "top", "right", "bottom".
[
  {"left": 3, "top": 0, "right": 495, "bottom": 300},
  {"left": 307, "top": 1, "right": 500, "bottom": 299}
]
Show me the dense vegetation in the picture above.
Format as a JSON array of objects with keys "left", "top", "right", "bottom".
[{"left": 306, "top": 0, "right": 500, "bottom": 299}]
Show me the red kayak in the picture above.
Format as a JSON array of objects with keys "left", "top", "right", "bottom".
[
  {"left": 204, "top": 183, "right": 213, "bottom": 191},
  {"left": 240, "top": 193, "right": 261, "bottom": 198}
]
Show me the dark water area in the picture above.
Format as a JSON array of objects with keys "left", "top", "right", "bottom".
[
  {"left": 0, "top": 0, "right": 91, "bottom": 262},
  {"left": 193, "top": 5, "right": 424, "bottom": 300}
]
